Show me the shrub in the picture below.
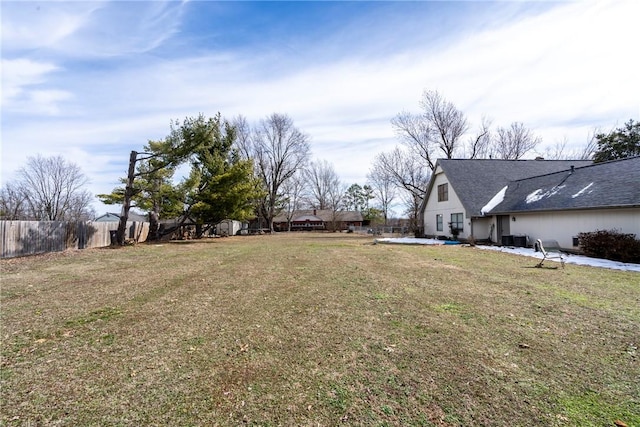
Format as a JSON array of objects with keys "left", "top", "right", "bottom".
[{"left": 578, "top": 230, "right": 640, "bottom": 263}]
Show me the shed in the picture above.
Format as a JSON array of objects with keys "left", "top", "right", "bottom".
[{"left": 215, "top": 219, "right": 243, "bottom": 236}]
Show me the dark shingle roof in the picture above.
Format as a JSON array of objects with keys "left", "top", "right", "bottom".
[
  {"left": 490, "top": 156, "right": 640, "bottom": 213},
  {"left": 95, "top": 212, "right": 149, "bottom": 222},
  {"left": 436, "top": 159, "right": 592, "bottom": 217},
  {"left": 273, "top": 209, "right": 363, "bottom": 223}
]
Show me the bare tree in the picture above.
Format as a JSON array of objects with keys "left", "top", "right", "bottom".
[
  {"left": 15, "top": 155, "right": 93, "bottom": 221},
  {"left": 577, "top": 129, "right": 599, "bottom": 160},
  {"left": 281, "top": 171, "right": 305, "bottom": 231},
  {"left": 304, "top": 159, "right": 340, "bottom": 210},
  {"left": 540, "top": 128, "right": 603, "bottom": 161},
  {"left": 388, "top": 90, "right": 468, "bottom": 234},
  {"left": 392, "top": 90, "right": 468, "bottom": 171},
  {"left": 371, "top": 148, "right": 430, "bottom": 235},
  {"left": 391, "top": 111, "right": 437, "bottom": 171},
  {"left": 367, "top": 164, "right": 397, "bottom": 224},
  {"left": 466, "top": 116, "right": 493, "bottom": 159},
  {"left": 253, "top": 113, "right": 311, "bottom": 231},
  {"left": 493, "top": 122, "right": 541, "bottom": 159},
  {"left": 232, "top": 115, "right": 253, "bottom": 160},
  {"left": 0, "top": 182, "right": 29, "bottom": 220},
  {"left": 230, "top": 115, "right": 271, "bottom": 229},
  {"left": 325, "top": 176, "right": 346, "bottom": 232},
  {"left": 539, "top": 138, "right": 569, "bottom": 160},
  {"left": 421, "top": 90, "right": 468, "bottom": 159},
  {"left": 65, "top": 192, "right": 96, "bottom": 221}
]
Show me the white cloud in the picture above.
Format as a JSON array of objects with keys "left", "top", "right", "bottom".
[
  {"left": 402, "top": 0, "right": 639, "bottom": 153},
  {"left": 1, "top": 1, "right": 185, "bottom": 58},
  {"left": 1, "top": 58, "right": 70, "bottom": 112},
  {"left": 62, "top": 2, "right": 186, "bottom": 57},
  {"left": 1, "top": 2, "right": 100, "bottom": 53}
]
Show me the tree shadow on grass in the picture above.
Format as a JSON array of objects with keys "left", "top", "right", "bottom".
[{"left": 522, "top": 265, "right": 560, "bottom": 270}]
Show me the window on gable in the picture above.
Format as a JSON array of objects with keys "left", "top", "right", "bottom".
[
  {"left": 438, "top": 183, "right": 448, "bottom": 202},
  {"left": 436, "top": 214, "right": 443, "bottom": 231},
  {"left": 450, "top": 213, "right": 463, "bottom": 232}
]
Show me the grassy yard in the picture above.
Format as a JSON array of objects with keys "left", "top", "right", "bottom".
[{"left": 1, "top": 233, "right": 638, "bottom": 426}]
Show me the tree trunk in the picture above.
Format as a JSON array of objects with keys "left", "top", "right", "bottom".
[
  {"left": 147, "top": 180, "right": 161, "bottom": 241},
  {"left": 148, "top": 210, "right": 159, "bottom": 241},
  {"left": 117, "top": 151, "right": 138, "bottom": 245}
]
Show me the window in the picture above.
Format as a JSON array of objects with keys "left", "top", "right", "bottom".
[
  {"left": 450, "top": 213, "right": 463, "bottom": 232},
  {"left": 436, "top": 214, "right": 443, "bottom": 232},
  {"left": 438, "top": 183, "right": 448, "bottom": 202}
]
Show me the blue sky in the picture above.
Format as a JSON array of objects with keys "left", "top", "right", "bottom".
[{"left": 2, "top": 0, "right": 638, "bottom": 215}]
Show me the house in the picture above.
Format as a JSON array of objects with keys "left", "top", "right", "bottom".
[
  {"left": 272, "top": 209, "right": 363, "bottom": 232},
  {"left": 94, "top": 212, "right": 120, "bottom": 222},
  {"left": 420, "top": 158, "right": 593, "bottom": 246},
  {"left": 94, "top": 212, "right": 149, "bottom": 222},
  {"left": 93, "top": 212, "right": 150, "bottom": 242}
]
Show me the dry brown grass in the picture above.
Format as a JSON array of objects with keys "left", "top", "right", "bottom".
[{"left": 1, "top": 233, "right": 638, "bottom": 426}]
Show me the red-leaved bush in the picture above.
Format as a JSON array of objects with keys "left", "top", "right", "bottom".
[{"left": 578, "top": 230, "right": 640, "bottom": 264}]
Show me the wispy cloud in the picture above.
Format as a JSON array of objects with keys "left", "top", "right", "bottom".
[
  {"left": 62, "top": 1, "right": 187, "bottom": 58},
  {"left": 1, "top": 58, "right": 70, "bottom": 113},
  {"left": 1, "top": 2, "right": 100, "bottom": 53},
  {"left": 2, "top": 1, "right": 186, "bottom": 58}
]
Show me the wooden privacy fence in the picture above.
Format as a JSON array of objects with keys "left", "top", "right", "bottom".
[{"left": 0, "top": 220, "right": 150, "bottom": 259}]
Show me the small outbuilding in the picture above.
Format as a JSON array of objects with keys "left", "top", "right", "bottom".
[{"left": 215, "top": 219, "right": 243, "bottom": 236}]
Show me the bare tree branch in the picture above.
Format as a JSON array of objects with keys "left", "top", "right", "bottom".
[
  {"left": 253, "top": 113, "right": 311, "bottom": 231},
  {"left": 0, "top": 182, "right": 29, "bottom": 220},
  {"left": 305, "top": 159, "right": 341, "bottom": 210},
  {"left": 494, "top": 122, "right": 541, "bottom": 159},
  {"left": 14, "top": 155, "right": 93, "bottom": 221},
  {"left": 371, "top": 148, "right": 430, "bottom": 234},
  {"left": 367, "top": 163, "right": 397, "bottom": 224},
  {"left": 391, "top": 111, "right": 436, "bottom": 171},
  {"left": 420, "top": 90, "right": 468, "bottom": 159},
  {"left": 467, "top": 116, "right": 493, "bottom": 159}
]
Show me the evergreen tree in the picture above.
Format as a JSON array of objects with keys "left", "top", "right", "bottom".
[
  {"left": 99, "top": 113, "right": 260, "bottom": 242},
  {"left": 593, "top": 119, "right": 640, "bottom": 162}
]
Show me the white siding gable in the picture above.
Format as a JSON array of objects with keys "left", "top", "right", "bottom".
[{"left": 423, "top": 169, "right": 468, "bottom": 238}]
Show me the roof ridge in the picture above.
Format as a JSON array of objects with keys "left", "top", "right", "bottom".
[
  {"left": 511, "top": 169, "right": 572, "bottom": 183},
  {"left": 508, "top": 156, "right": 639, "bottom": 183}
]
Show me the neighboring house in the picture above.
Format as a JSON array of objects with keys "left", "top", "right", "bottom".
[
  {"left": 420, "top": 158, "right": 594, "bottom": 247},
  {"left": 272, "top": 209, "right": 363, "bottom": 232},
  {"left": 94, "top": 212, "right": 149, "bottom": 222},
  {"left": 93, "top": 212, "right": 150, "bottom": 242}
]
